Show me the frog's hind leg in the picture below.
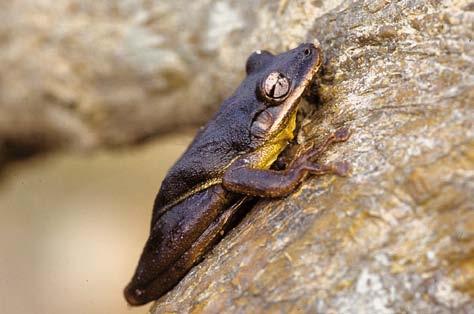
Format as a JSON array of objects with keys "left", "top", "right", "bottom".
[
  {"left": 124, "top": 193, "right": 249, "bottom": 305},
  {"left": 163, "top": 195, "right": 250, "bottom": 278}
]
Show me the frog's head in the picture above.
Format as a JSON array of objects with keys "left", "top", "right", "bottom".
[{"left": 245, "top": 41, "right": 322, "bottom": 142}]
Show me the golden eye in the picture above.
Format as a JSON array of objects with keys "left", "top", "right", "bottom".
[{"left": 263, "top": 72, "right": 290, "bottom": 99}]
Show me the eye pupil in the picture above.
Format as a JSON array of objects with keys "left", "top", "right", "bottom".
[
  {"left": 263, "top": 72, "right": 290, "bottom": 99},
  {"left": 304, "top": 48, "right": 312, "bottom": 56}
]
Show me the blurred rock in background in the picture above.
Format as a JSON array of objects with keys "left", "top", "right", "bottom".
[{"left": 0, "top": 0, "right": 342, "bottom": 167}]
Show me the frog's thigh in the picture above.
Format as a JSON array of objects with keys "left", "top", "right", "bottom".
[{"left": 129, "top": 194, "right": 245, "bottom": 304}]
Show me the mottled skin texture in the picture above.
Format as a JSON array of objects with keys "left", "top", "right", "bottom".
[{"left": 124, "top": 42, "right": 350, "bottom": 306}]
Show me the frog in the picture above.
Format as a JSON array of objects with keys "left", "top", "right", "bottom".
[{"left": 124, "top": 41, "right": 351, "bottom": 306}]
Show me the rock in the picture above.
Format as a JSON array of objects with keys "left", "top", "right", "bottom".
[{"left": 148, "top": 0, "right": 474, "bottom": 313}]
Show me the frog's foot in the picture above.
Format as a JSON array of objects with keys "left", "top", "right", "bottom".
[
  {"left": 333, "top": 127, "right": 351, "bottom": 142},
  {"left": 295, "top": 127, "right": 351, "bottom": 165},
  {"left": 303, "top": 160, "right": 351, "bottom": 177}
]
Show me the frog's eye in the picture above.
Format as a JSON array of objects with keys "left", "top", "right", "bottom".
[
  {"left": 262, "top": 72, "right": 291, "bottom": 101},
  {"left": 246, "top": 50, "right": 274, "bottom": 74}
]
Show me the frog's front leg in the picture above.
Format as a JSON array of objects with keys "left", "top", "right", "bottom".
[{"left": 223, "top": 128, "right": 351, "bottom": 197}]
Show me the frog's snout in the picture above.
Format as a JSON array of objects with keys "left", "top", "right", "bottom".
[
  {"left": 124, "top": 284, "right": 146, "bottom": 306},
  {"left": 298, "top": 42, "right": 322, "bottom": 69}
]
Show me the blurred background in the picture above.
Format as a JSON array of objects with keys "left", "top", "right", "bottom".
[
  {"left": 0, "top": 1, "right": 260, "bottom": 312},
  {"left": 0, "top": 133, "right": 192, "bottom": 314}
]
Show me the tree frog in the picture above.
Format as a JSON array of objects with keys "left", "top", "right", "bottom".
[{"left": 124, "top": 42, "right": 350, "bottom": 306}]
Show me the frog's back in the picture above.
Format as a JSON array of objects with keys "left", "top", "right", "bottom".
[{"left": 153, "top": 87, "right": 264, "bottom": 214}]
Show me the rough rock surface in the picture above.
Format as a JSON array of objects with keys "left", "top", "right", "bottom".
[{"left": 148, "top": 1, "right": 473, "bottom": 313}]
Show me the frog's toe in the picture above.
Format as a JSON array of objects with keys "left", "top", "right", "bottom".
[
  {"left": 333, "top": 160, "right": 351, "bottom": 176},
  {"left": 334, "top": 127, "right": 351, "bottom": 141}
]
